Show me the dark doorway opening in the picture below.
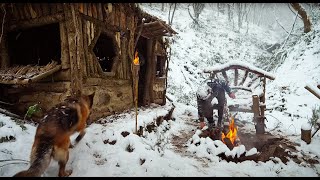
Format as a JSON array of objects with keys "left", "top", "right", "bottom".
[
  {"left": 136, "top": 37, "right": 148, "bottom": 106},
  {"left": 93, "top": 33, "right": 116, "bottom": 72},
  {"left": 7, "top": 23, "right": 61, "bottom": 66}
]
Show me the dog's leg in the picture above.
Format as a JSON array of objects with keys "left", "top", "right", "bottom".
[
  {"left": 58, "top": 150, "right": 72, "bottom": 177},
  {"left": 53, "top": 139, "right": 72, "bottom": 177}
]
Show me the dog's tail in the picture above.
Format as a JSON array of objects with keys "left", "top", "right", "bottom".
[{"left": 13, "top": 139, "right": 53, "bottom": 177}]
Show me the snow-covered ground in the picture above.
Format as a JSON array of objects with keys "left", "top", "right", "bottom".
[{"left": 1, "top": 3, "right": 320, "bottom": 177}]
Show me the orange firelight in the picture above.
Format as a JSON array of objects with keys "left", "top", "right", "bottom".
[
  {"left": 221, "top": 117, "right": 238, "bottom": 145},
  {"left": 133, "top": 51, "right": 139, "bottom": 65}
]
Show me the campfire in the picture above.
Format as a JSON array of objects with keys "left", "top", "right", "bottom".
[{"left": 221, "top": 117, "right": 240, "bottom": 149}]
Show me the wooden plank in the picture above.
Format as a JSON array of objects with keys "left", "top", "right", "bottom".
[
  {"left": 33, "top": 3, "right": 42, "bottom": 18},
  {"left": 8, "top": 12, "right": 64, "bottom": 31},
  {"left": 92, "top": 3, "right": 98, "bottom": 19},
  {"left": 239, "top": 70, "right": 248, "bottom": 86},
  {"left": 60, "top": 21, "right": 70, "bottom": 69},
  {"left": 64, "top": 3, "right": 81, "bottom": 96},
  {"left": 27, "top": 3, "right": 37, "bottom": 19},
  {"left": 203, "top": 64, "right": 275, "bottom": 80},
  {"left": 234, "top": 69, "right": 238, "bottom": 86},
  {"left": 0, "top": 34, "right": 9, "bottom": 68},
  {"left": 41, "top": 3, "right": 50, "bottom": 16},
  {"left": 79, "top": 3, "right": 84, "bottom": 14},
  {"left": 56, "top": 3, "right": 63, "bottom": 12},
  {"left": 82, "top": 19, "right": 90, "bottom": 77},
  {"left": 252, "top": 95, "right": 260, "bottom": 118},
  {"left": 97, "top": 3, "right": 103, "bottom": 21},
  {"left": 221, "top": 71, "right": 229, "bottom": 84},
  {"left": 16, "top": 4, "right": 25, "bottom": 20},
  {"left": 305, "top": 85, "right": 320, "bottom": 99},
  {"left": 78, "top": 16, "right": 87, "bottom": 78},
  {"left": 83, "top": 3, "right": 88, "bottom": 15},
  {"left": 87, "top": 3, "right": 92, "bottom": 17},
  {"left": 11, "top": 4, "right": 19, "bottom": 20},
  {"left": 23, "top": 4, "right": 31, "bottom": 20},
  {"left": 247, "top": 75, "right": 259, "bottom": 88},
  {"left": 50, "top": 3, "right": 58, "bottom": 14}
]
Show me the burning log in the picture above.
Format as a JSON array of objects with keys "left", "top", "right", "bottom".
[{"left": 224, "top": 137, "right": 234, "bottom": 150}]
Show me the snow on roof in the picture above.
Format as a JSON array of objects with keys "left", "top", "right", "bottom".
[{"left": 203, "top": 61, "right": 276, "bottom": 80}]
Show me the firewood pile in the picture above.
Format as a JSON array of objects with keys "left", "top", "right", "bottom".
[{"left": 0, "top": 61, "right": 60, "bottom": 84}]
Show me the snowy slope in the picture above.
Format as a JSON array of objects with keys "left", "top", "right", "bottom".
[{"left": 1, "top": 3, "right": 320, "bottom": 177}]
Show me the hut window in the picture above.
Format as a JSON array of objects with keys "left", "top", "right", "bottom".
[
  {"left": 156, "top": 55, "right": 165, "bottom": 77},
  {"left": 7, "top": 23, "right": 61, "bottom": 66},
  {"left": 93, "top": 33, "right": 117, "bottom": 72}
]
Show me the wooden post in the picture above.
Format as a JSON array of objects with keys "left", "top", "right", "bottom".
[
  {"left": 301, "top": 128, "right": 311, "bottom": 144},
  {"left": 64, "top": 3, "right": 82, "bottom": 97},
  {"left": 132, "top": 51, "right": 140, "bottom": 134},
  {"left": 143, "top": 39, "right": 153, "bottom": 106}
]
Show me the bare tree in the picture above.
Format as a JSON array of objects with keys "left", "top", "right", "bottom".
[
  {"left": 168, "top": 3, "right": 177, "bottom": 26},
  {"left": 290, "top": 3, "right": 312, "bottom": 33},
  {"left": 188, "top": 3, "right": 205, "bottom": 27}
]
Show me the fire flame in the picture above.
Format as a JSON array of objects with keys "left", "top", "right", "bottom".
[
  {"left": 133, "top": 51, "right": 139, "bottom": 65},
  {"left": 221, "top": 117, "right": 238, "bottom": 145}
]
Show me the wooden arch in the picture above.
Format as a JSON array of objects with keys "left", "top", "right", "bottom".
[{"left": 203, "top": 61, "right": 276, "bottom": 134}]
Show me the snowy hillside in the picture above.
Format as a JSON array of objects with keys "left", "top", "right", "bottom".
[{"left": 140, "top": 3, "right": 320, "bottom": 136}]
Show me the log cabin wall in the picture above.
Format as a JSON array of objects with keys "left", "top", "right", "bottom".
[
  {"left": 74, "top": 3, "right": 138, "bottom": 121},
  {"left": 0, "top": 3, "right": 72, "bottom": 119},
  {"left": 0, "top": 3, "right": 172, "bottom": 122}
]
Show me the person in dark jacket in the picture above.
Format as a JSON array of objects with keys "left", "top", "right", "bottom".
[{"left": 197, "top": 77, "right": 235, "bottom": 131}]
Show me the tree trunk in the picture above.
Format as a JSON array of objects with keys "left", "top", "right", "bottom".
[{"left": 290, "top": 3, "right": 312, "bottom": 33}]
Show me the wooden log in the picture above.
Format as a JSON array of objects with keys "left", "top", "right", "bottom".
[
  {"left": 86, "top": 21, "right": 94, "bottom": 76},
  {"left": 0, "top": 107, "right": 22, "bottom": 119},
  {"left": 221, "top": 71, "right": 229, "bottom": 84},
  {"left": 150, "top": 40, "right": 157, "bottom": 103},
  {"left": 252, "top": 95, "right": 260, "bottom": 118},
  {"left": 97, "top": 3, "right": 103, "bottom": 21},
  {"left": 239, "top": 70, "right": 249, "bottom": 86},
  {"left": 27, "top": 3, "right": 37, "bottom": 19},
  {"left": 0, "top": 33, "right": 9, "bottom": 68},
  {"left": 142, "top": 39, "right": 153, "bottom": 105},
  {"left": 78, "top": 12, "right": 87, "bottom": 78},
  {"left": 78, "top": 3, "right": 84, "bottom": 14},
  {"left": 234, "top": 69, "right": 238, "bottom": 86},
  {"left": 92, "top": 3, "right": 98, "bottom": 19},
  {"left": 301, "top": 128, "right": 311, "bottom": 144},
  {"left": 29, "top": 65, "right": 62, "bottom": 83},
  {"left": 50, "top": 3, "right": 58, "bottom": 14},
  {"left": 11, "top": 4, "right": 20, "bottom": 20},
  {"left": 223, "top": 137, "right": 234, "bottom": 150},
  {"left": 56, "top": 3, "right": 63, "bottom": 12},
  {"left": 83, "top": 3, "right": 88, "bottom": 16},
  {"left": 41, "top": 3, "right": 50, "bottom": 16},
  {"left": 64, "top": 3, "right": 81, "bottom": 96},
  {"left": 23, "top": 4, "right": 32, "bottom": 20},
  {"left": 87, "top": 3, "right": 92, "bottom": 17},
  {"left": 7, "top": 82, "right": 71, "bottom": 94},
  {"left": 82, "top": 18, "right": 90, "bottom": 77},
  {"left": 8, "top": 12, "right": 64, "bottom": 31},
  {"left": 305, "top": 85, "right": 320, "bottom": 99},
  {"left": 60, "top": 21, "right": 70, "bottom": 69},
  {"left": 204, "top": 65, "right": 275, "bottom": 80},
  {"left": 16, "top": 4, "right": 25, "bottom": 20},
  {"left": 247, "top": 75, "right": 259, "bottom": 88}
]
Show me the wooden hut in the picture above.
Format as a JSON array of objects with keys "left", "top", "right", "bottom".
[{"left": 0, "top": 3, "right": 177, "bottom": 121}]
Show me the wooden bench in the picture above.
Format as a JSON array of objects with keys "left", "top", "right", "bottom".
[{"left": 203, "top": 61, "right": 275, "bottom": 134}]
